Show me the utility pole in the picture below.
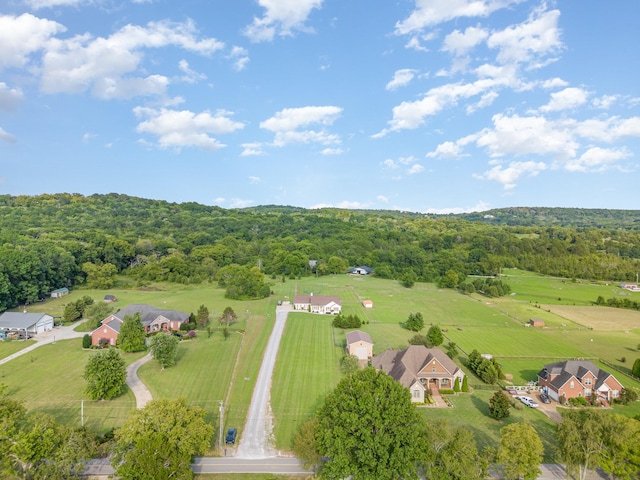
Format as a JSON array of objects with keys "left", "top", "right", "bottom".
[
  {"left": 81, "top": 399, "right": 84, "bottom": 427},
  {"left": 218, "top": 400, "right": 224, "bottom": 450}
]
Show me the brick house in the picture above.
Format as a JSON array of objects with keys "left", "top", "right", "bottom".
[
  {"left": 372, "top": 345, "right": 465, "bottom": 403},
  {"left": 537, "top": 360, "right": 624, "bottom": 403},
  {"left": 90, "top": 304, "right": 189, "bottom": 346}
]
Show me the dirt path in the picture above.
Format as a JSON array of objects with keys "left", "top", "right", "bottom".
[{"left": 125, "top": 353, "right": 153, "bottom": 409}]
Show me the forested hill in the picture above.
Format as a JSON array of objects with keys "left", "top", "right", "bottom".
[{"left": 1, "top": 193, "right": 639, "bottom": 312}]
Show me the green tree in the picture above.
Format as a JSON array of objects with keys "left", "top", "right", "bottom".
[
  {"left": 461, "top": 375, "right": 469, "bottom": 392},
  {"left": 82, "top": 262, "right": 118, "bottom": 289},
  {"left": 399, "top": 270, "right": 417, "bottom": 288},
  {"left": 149, "top": 333, "right": 180, "bottom": 369},
  {"left": 489, "top": 390, "right": 511, "bottom": 420},
  {"left": 82, "top": 334, "right": 92, "bottom": 349},
  {"left": 557, "top": 409, "right": 609, "bottom": 480},
  {"left": 315, "top": 367, "right": 428, "bottom": 479},
  {"left": 422, "top": 420, "right": 488, "bottom": 480},
  {"left": 219, "top": 306, "right": 237, "bottom": 327},
  {"left": 63, "top": 302, "right": 81, "bottom": 322},
  {"left": 340, "top": 354, "right": 361, "bottom": 375},
  {"left": 438, "top": 269, "right": 459, "bottom": 288},
  {"left": 632, "top": 358, "right": 640, "bottom": 377},
  {"left": 117, "top": 313, "right": 146, "bottom": 352},
  {"left": 112, "top": 398, "right": 213, "bottom": 480},
  {"left": 408, "top": 334, "right": 432, "bottom": 347},
  {"left": 326, "top": 256, "right": 348, "bottom": 274},
  {"left": 445, "top": 341, "right": 458, "bottom": 359},
  {"left": 406, "top": 312, "right": 424, "bottom": 332},
  {"left": 600, "top": 414, "right": 640, "bottom": 480},
  {"left": 496, "top": 422, "right": 543, "bottom": 480},
  {"left": 426, "top": 325, "right": 444, "bottom": 346},
  {"left": 293, "top": 417, "right": 321, "bottom": 470},
  {"left": 195, "top": 304, "right": 210, "bottom": 328},
  {"left": 84, "top": 348, "right": 127, "bottom": 400},
  {"left": 84, "top": 301, "right": 114, "bottom": 329}
]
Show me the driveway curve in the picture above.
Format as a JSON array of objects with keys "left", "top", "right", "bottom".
[{"left": 125, "top": 353, "right": 153, "bottom": 408}]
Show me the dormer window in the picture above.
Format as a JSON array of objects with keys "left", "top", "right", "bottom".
[
  {"left": 584, "top": 378, "right": 592, "bottom": 385},
  {"left": 570, "top": 381, "right": 574, "bottom": 389}
]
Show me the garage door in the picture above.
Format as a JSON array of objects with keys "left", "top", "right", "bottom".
[{"left": 354, "top": 347, "right": 368, "bottom": 360}]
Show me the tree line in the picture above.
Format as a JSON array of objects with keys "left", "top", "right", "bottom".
[{"left": 1, "top": 193, "right": 640, "bottom": 312}]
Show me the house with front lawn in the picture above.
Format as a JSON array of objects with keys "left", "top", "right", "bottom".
[
  {"left": 293, "top": 294, "right": 342, "bottom": 314},
  {"left": 372, "top": 345, "right": 465, "bottom": 403},
  {"left": 537, "top": 360, "right": 624, "bottom": 403},
  {"left": 0, "top": 311, "right": 54, "bottom": 336},
  {"left": 346, "top": 330, "right": 373, "bottom": 362},
  {"left": 90, "top": 304, "right": 189, "bottom": 346}
]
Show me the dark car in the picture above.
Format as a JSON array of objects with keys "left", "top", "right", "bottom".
[
  {"left": 539, "top": 393, "right": 551, "bottom": 404},
  {"left": 225, "top": 427, "right": 237, "bottom": 445}
]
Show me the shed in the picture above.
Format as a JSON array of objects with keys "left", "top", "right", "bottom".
[
  {"left": 0, "top": 312, "right": 54, "bottom": 335},
  {"left": 362, "top": 300, "right": 373, "bottom": 308},
  {"left": 530, "top": 318, "right": 545, "bottom": 328},
  {"left": 346, "top": 330, "right": 374, "bottom": 361},
  {"left": 104, "top": 294, "right": 117, "bottom": 302},
  {"left": 50, "top": 287, "right": 69, "bottom": 298}
]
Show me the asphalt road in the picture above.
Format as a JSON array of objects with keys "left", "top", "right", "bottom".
[{"left": 235, "top": 304, "right": 292, "bottom": 459}]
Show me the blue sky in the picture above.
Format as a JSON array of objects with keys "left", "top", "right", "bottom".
[{"left": 1, "top": 0, "right": 639, "bottom": 213}]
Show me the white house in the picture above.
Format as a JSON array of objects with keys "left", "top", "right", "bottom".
[
  {"left": 0, "top": 311, "right": 54, "bottom": 336},
  {"left": 293, "top": 294, "right": 342, "bottom": 314}
]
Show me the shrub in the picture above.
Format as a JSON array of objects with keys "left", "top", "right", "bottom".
[
  {"left": 82, "top": 334, "right": 92, "bottom": 349},
  {"left": 439, "top": 389, "right": 455, "bottom": 395},
  {"left": 461, "top": 376, "right": 469, "bottom": 392},
  {"left": 453, "top": 377, "right": 460, "bottom": 393}
]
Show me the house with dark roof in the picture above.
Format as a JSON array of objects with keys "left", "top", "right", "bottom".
[
  {"left": 372, "top": 345, "right": 465, "bottom": 403},
  {"left": 537, "top": 360, "right": 624, "bottom": 403},
  {"left": 346, "top": 330, "right": 373, "bottom": 362},
  {"left": 348, "top": 266, "right": 373, "bottom": 275},
  {"left": 293, "top": 294, "right": 341, "bottom": 314},
  {"left": 0, "top": 311, "right": 54, "bottom": 336},
  {"left": 90, "top": 304, "right": 189, "bottom": 346}
]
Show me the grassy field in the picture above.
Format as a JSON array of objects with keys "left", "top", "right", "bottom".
[
  {"left": 271, "top": 313, "right": 344, "bottom": 449},
  {"left": 0, "top": 339, "right": 36, "bottom": 360},
  {"left": 3, "top": 270, "right": 640, "bottom": 459}
]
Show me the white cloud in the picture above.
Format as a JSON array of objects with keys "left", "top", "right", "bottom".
[
  {"left": 575, "top": 116, "right": 640, "bottom": 143},
  {"left": 0, "top": 127, "right": 16, "bottom": 143},
  {"left": 395, "top": 0, "right": 522, "bottom": 35},
  {"left": 133, "top": 107, "right": 245, "bottom": 150},
  {"left": 474, "top": 160, "right": 547, "bottom": 189},
  {"left": 249, "top": 176, "right": 261, "bottom": 184},
  {"left": 442, "top": 26, "right": 488, "bottom": 56},
  {"left": 0, "top": 83, "right": 24, "bottom": 111},
  {"left": 539, "top": 87, "right": 588, "bottom": 112},
  {"left": 383, "top": 159, "right": 398, "bottom": 168},
  {"left": 386, "top": 69, "right": 417, "bottom": 91},
  {"left": 0, "top": 13, "right": 65, "bottom": 70},
  {"left": 423, "top": 201, "right": 489, "bottom": 214},
  {"left": 487, "top": 7, "right": 562, "bottom": 67},
  {"left": 321, "top": 147, "right": 343, "bottom": 155},
  {"left": 592, "top": 94, "right": 618, "bottom": 110},
  {"left": 541, "top": 77, "right": 568, "bottom": 89},
  {"left": 426, "top": 141, "right": 462, "bottom": 159},
  {"left": 241, "top": 142, "right": 266, "bottom": 156},
  {"left": 178, "top": 60, "right": 206, "bottom": 84},
  {"left": 244, "top": 0, "right": 324, "bottom": 42},
  {"left": 377, "top": 194, "right": 389, "bottom": 203},
  {"left": 228, "top": 46, "right": 249, "bottom": 71},
  {"left": 41, "top": 19, "right": 224, "bottom": 98},
  {"left": 564, "top": 147, "right": 631, "bottom": 172},
  {"left": 476, "top": 113, "right": 578, "bottom": 159},
  {"left": 229, "top": 198, "right": 254, "bottom": 208},
  {"left": 260, "top": 105, "right": 342, "bottom": 147},
  {"left": 310, "top": 200, "right": 369, "bottom": 209},
  {"left": 24, "top": 0, "right": 87, "bottom": 8},
  {"left": 466, "top": 90, "right": 499, "bottom": 113},
  {"left": 82, "top": 132, "right": 96, "bottom": 143},
  {"left": 407, "top": 164, "right": 425, "bottom": 175}
]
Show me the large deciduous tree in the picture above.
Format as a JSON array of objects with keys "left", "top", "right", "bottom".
[
  {"left": 84, "top": 348, "right": 127, "bottom": 400},
  {"left": 315, "top": 367, "right": 428, "bottom": 479},
  {"left": 496, "top": 422, "right": 543, "bottom": 480},
  {"left": 557, "top": 409, "right": 609, "bottom": 480},
  {"left": 219, "top": 306, "right": 237, "bottom": 327},
  {"left": 406, "top": 312, "right": 424, "bottom": 331},
  {"left": 195, "top": 304, "right": 210, "bottom": 327},
  {"left": 149, "top": 333, "right": 180, "bottom": 369},
  {"left": 111, "top": 398, "right": 213, "bottom": 480},
  {"left": 117, "top": 313, "right": 146, "bottom": 352},
  {"left": 426, "top": 324, "right": 444, "bottom": 346}
]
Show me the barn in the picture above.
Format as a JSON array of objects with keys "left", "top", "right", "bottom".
[{"left": 0, "top": 311, "right": 54, "bottom": 336}]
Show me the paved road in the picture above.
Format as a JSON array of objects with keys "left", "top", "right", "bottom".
[
  {"left": 0, "top": 320, "right": 86, "bottom": 365},
  {"left": 236, "top": 304, "right": 292, "bottom": 459}
]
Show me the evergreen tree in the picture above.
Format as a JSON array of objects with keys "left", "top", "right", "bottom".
[
  {"left": 426, "top": 325, "right": 444, "bottom": 346},
  {"left": 406, "top": 312, "right": 424, "bottom": 332},
  {"left": 489, "top": 390, "right": 511, "bottom": 420}
]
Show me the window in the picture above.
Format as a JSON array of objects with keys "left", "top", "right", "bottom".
[
  {"left": 570, "top": 381, "right": 574, "bottom": 389},
  {"left": 585, "top": 389, "right": 592, "bottom": 397},
  {"left": 584, "top": 378, "right": 592, "bottom": 385},
  {"left": 413, "top": 390, "right": 421, "bottom": 399},
  {"left": 432, "top": 367, "right": 436, "bottom": 372},
  {"left": 612, "top": 390, "right": 619, "bottom": 398}
]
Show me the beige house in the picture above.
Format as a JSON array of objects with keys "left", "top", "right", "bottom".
[
  {"left": 293, "top": 294, "right": 342, "bottom": 314},
  {"left": 346, "top": 330, "right": 373, "bottom": 361},
  {"left": 372, "top": 345, "right": 465, "bottom": 403}
]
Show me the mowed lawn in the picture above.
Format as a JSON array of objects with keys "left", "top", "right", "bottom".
[
  {"left": 0, "top": 339, "right": 145, "bottom": 433},
  {"left": 271, "top": 313, "right": 344, "bottom": 450}
]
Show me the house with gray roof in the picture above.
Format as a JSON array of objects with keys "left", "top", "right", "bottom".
[
  {"left": 372, "top": 345, "right": 465, "bottom": 403},
  {"left": 346, "top": 330, "right": 373, "bottom": 362},
  {"left": 90, "top": 304, "right": 189, "bottom": 346},
  {"left": 537, "top": 360, "right": 624, "bottom": 403},
  {"left": 293, "top": 294, "right": 341, "bottom": 314},
  {"left": 0, "top": 311, "right": 54, "bottom": 336}
]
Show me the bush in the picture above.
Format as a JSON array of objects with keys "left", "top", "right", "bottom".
[
  {"left": 82, "top": 334, "right": 92, "bottom": 349},
  {"left": 568, "top": 397, "right": 588, "bottom": 406},
  {"left": 439, "top": 389, "right": 455, "bottom": 395}
]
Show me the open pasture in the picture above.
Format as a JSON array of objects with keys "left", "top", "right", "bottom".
[{"left": 543, "top": 305, "right": 640, "bottom": 331}]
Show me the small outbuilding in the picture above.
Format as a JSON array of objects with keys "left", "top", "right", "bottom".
[
  {"left": 362, "top": 300, "right": 373, "bottom": 309},
  {"left": 348, "top": 266, "right": 373, "bottom": 275},
  {"left": 50, "top": 287, "right": 69, "bottom": 298},
  {"left": 0, "top": 311, "right": 54, "bottom": 336},
  {"left": 346, "top": 330, "right": 374, "bottom": 362},
  {"left": 530, "top": 318, "right": 545, "bottom": 328},
  {"left": 103, "top": 294, "right": 118, "bottom": 302}
]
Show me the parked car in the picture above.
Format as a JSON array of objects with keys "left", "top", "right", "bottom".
[
  {"left": 539, "top": 393, "right": 551, "bottom": 404},
  {"left": 519, "top": 396, "right": 539, "bottom": 408},
  {"left": 225, "top": 427, "right": 237, "bottom": 445}
]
